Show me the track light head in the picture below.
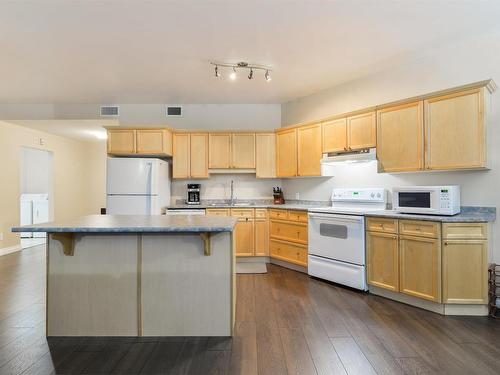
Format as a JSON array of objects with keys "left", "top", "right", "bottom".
[
  {"left": 248, "top": 69, "right": 253, "bottom": 80},
  {"left": 214, "top": 65, "right": 221, "bottom": 78},
  {"left": 265, "top": 70, "right": 271, "bottom": 82},
  {"left": 229, "top": 67, "right": 237, "bottom": 80}
]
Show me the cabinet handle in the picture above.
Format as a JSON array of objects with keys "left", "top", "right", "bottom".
[
  {"left": 348, "top": 147, "right": 352, "bottom": 151},
  {"left": 344, "top": 146, "right": 348, "bottom": 151},
  {"left": 444, "top": 242, "right": 448, "bottom": 246},
  {"left": 297, "top": 231, "right": 300, "bottom": 237}
]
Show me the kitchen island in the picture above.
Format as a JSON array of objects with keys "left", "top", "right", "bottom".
[{"left": 12, "top": 215, "right": 237, "bottom": 337}]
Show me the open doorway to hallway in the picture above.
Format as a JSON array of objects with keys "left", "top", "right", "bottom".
[{"left": 19, "top": 147, "right": 53, "bottom": 249}]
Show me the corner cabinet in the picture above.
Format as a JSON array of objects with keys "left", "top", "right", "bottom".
[
  {"left": 376, "top": 101, "right": 424, "bottom": 172},
  {"left": 255, "top": 133, "right": 276, "bottom": 178},
  {"left": 276, "top": 128, "right": 297, "bottom": 177},
  {"left": 424, "top": 88, "right": 487, "bottom": 170},
  {"left": 172, "top": 133, "right": 209, "bottom": 179},
  {"left": 297, "top": 123, "right": 322, "bottom": 176}
]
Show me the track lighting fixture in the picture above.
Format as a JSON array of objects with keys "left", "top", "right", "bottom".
[{"left": 210, "top": 61, "right": 272, "bottom": 82}]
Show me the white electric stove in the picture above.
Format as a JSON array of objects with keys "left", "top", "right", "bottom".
[{"left": 308, "top": 188, "right": 387, "bottom": 290}]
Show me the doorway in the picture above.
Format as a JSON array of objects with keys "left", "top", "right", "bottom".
[{"left": 19, "top": 147, "right": 54, "bottom": 249}]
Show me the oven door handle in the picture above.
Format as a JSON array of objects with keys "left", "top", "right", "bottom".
[{"left": 308, "top": 213, "right": 364, "bottom": 223}]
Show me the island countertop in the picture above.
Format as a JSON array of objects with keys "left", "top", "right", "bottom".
[{"left": 11, "top": 214, "right": 237, "bottom": 233}]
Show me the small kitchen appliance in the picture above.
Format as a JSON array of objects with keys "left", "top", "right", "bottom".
[
  {"left": 186, "top": 184, "right": 201, "bottom": 205},
  {"left": 392, "top": 185, "right": 460, "bottom": 215},
  {"left": 273, "top": 187, "right": 285, "bottom": 204},
  {"left": 308, "top": 188, "right": 387, "bottom": 291}
]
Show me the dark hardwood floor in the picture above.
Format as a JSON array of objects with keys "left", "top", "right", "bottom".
[{"left": 1, "top": 245, "right": 500, "bottom": 374}]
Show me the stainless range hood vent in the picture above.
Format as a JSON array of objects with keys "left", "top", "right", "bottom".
[{"left": 321, "top": 148, "right": 376, "bottom": 164}]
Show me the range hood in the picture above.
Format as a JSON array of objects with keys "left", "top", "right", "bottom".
[{"left": 321, "top": 148, "right": 376, "bottom": 164}]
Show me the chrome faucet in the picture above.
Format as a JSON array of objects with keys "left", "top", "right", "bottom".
[{"left": 230, "top": 180, "right": 234, "bottom": 206}]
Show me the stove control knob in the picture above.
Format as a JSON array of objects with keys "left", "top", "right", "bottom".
[
  {"left": 376, "top": 193, "right": 381, "bottom": 198},
  {"left": 370, "top": 193, "right": 375, "bottom": 198}
]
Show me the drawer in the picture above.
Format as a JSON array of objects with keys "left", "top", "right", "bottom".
[
  {"left": 205, "top": 208, "right": 230, "bottom": 217},
  {"left": 366, "top": 217, "right": 398, "bottom": 234},
  {"left": 255, "top": 209, "right": 268, "bottom": 219},
  {"left": 288, "top": 210, "right": 308, "bottom": 223},
  {"left": 443, "top": 223, "right": 488, "bottom": 240},
  {"left": 231, "top": 208, "right": 254, "bottom": 218},
  {"left": 399, "top": 220, "right": 440, "bottom": 238},
  {"left": 270, "top": 240, "right": 308, "bottom": 267},
  {"left": 270, "top": 220, "right": 308, "bottom": 244},
  {"left": 269, "top": 209, "right": 288, "bottom": 220}
]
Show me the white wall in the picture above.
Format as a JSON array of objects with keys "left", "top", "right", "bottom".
[{"left": 281, "top": 30, "right": 500, "bottom": 262}]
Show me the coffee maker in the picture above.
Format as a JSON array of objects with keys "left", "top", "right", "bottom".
[{"left": 186, "top": 184, "right": 201, "bottom": 205}]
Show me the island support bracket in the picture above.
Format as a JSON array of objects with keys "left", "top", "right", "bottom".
[
  {"left": 51, "top": 233, "right": 75, "bottom": 256},
  {"left": 199, "top": 232, "right": 212, "bottom": 256}
]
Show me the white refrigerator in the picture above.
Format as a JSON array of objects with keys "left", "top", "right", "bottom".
[{"left": 106, "top": 158, "right": 170, "bottom": 215}]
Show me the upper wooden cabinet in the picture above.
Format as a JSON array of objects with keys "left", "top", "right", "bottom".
[
  {"left": 208, "top": 133, "right": 231, "bottom": 169},
  {"left": 347, "top": 111, "right": 376, "bottom": 150},
  {"left": 297, "top": 123, "right": 322, "bottom": 176},
  {"left": 107, "top": 128, "right": 172, "bottom": 156},
  {"left": 322, "top": 118, "right": 347, "bottom": 153},
  {"left": 107, "top": 129, "right": 136, "bottom": 155},
  {"left": 255, "top": 133, "right": 276, "bottom": 178},
  {"left": 172, "top": 133, "right": 209, "bottom": 179},
  {"left": 377, "top": 101, "right": 424, "bottom": 173},
  {"left": 424, "top": 88, "right": 486, "bottom": 170},
  {"left": 231, "top": 133, "right": 256, "bottom": 168},
  {"left": 189, "top": 133, "right": 209, "bottom": 178},
  {"left": 276, "top": 128, "right": 297, "bottom": 177}
]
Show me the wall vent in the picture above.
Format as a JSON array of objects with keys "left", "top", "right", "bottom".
[
  {"left": 166, "top": 105, "right": 183, "bottom": 117},
  {"left": 100, "top": 105, "right": 120, "bottom": 117}
]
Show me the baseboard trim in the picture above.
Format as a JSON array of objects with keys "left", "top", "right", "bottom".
[
  {"left": 369, "top": 286, "right": 488, "bottom": 316},
  {"left": 270, "top": 258, "right": 308, "bottom": 274},
  {"left": 0, "top": 244, "right": 22, "bottom": 257}
]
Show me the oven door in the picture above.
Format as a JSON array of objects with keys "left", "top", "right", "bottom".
[{"left": 308, "top": 213, "right": 365, "bottom": 265}]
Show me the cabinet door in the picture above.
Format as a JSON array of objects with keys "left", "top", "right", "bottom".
[
  {"left": 172, "top": 133, "right": 190, "bottom": 179},
  {"left": 366, "top": 231, "right": 399, "bottom": 292},
  {"left": 297, "top": 124, "right": 322, "bottom": 176},
  {"left": 254, "top": 218, "right": 269, "bottom": 256},
  {"left": 255, "top": 133, "right": 276, "bottom": 178},
  {"left": 231, "top": 133, "right": 256, "bottom": 168},
  {"left": 322, "top": 118, "right": 347, "bottom": 153},
  {"left": 347, "top": 111, "right": 376, "bottom": 150},
  {"left": 234, "top": 218, "right": 255, "bottom": 256},
  {"left": 276, "top": 129, "right": 297, "bottom": 177},
  {"left": 107, "top": 130, "right": 136, "bottom": 154},
  {"left": 209, "top": 133, "right": 231, "bottom": 168},
  {"left": 442, "top": 240, "right": 488, "bottom": 304},
  {"left": 190, "top": 133, "right": 209, "bottom": 178},
  {"left": 377, "top": 102, "right": 424, "bottom": 172},
  {"left": 136, "top": 129, "right": 172, "bottom": 156},
  {"left": 424, "top": 88, "right": 486, "bottom": 170},
  {"left": 399, "top": 235, "right": 441, "bottom": 302}
]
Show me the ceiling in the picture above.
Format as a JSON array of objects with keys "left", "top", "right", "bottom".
[{"left": 1, "top": 0, "right": 500, "bottom": 104}]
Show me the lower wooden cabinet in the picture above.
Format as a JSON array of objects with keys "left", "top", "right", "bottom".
[
  {"left": 366, "top": 231, "right": 399, "bottom": 292},
  {"left": 442, "top": 223, "right": 488, "bottom": 304},
  {"left": 254, "top": 209, "right": 269, "bottom": 256},
  {"left": 269, "top": 239, "right": 307, "bottom": 267},
  {"left": 234, "top": 216, "right": 255, "bottom": 257},
  {"left": 399, "top": 235, "right": 441, "bottom": 302},
  {"left": 269, "top": 209, "right": 308, "bottom": 266}
]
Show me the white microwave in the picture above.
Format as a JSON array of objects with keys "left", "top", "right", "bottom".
[{"left": 392, "top": 186, "right": 460, "bottom": 216}]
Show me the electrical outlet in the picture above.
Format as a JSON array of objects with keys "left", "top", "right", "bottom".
[{"left": 295, "top": 192, "right": 300, "bottom": 200}]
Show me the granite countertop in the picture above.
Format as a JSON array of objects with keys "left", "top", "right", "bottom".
[
  {"left": 364, "top": 206, "right": 496, "bottom": 223},
  {"left": 11, "top": 215, "right": 238, "bottom": 233}
]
